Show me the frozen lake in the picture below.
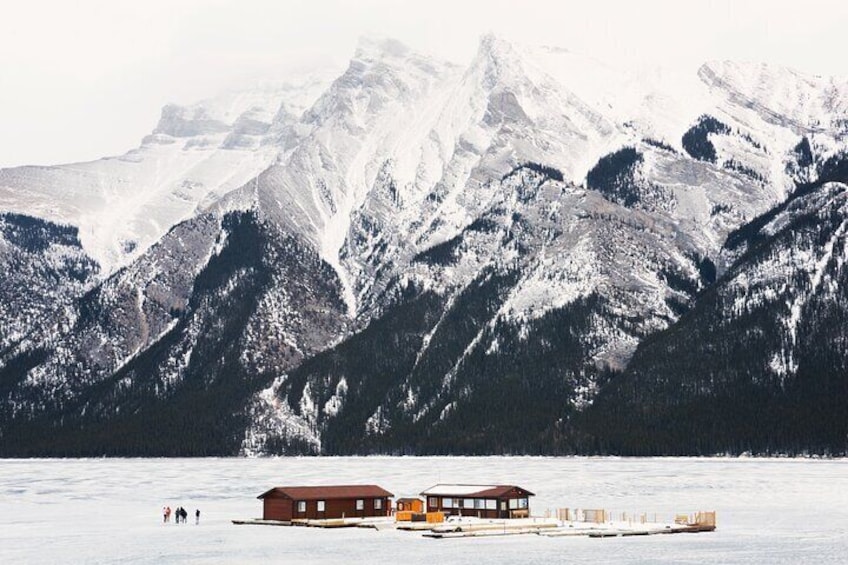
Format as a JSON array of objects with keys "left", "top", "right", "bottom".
[{"left": 1, "top": 457, "right": 845, "bottom": 564}]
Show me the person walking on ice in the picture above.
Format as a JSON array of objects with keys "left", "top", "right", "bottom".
[{"left": 195, "top": 509, "right": 200, "bottom": 525}]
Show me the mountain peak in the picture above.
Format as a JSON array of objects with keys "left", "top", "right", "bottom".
[
  {"left": 472, "top": 33, "right": 526, "bottom": 89},
  {"left": 479, "top": 33, "right": 513, "bottom": 53},
  {"left": 354, "top": 35, "right": 413, "bottom": 62},
  {"left": 477, "top": 33, "right": 522, "bottom": 64}
]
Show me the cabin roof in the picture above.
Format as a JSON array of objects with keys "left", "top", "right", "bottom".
[
  {"left": 419, "top": 484, "right": 535, "bottom": 498},
  {"left": 258, "top": 485, "right": 394, "bottom": 500}
]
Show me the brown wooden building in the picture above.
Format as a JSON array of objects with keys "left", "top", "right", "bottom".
[
  {"left": 257, "top": 485, "right": 393, "bottom": 521},
  {"left": 421, "top": 484, "right": 535, "bottom": 519}
]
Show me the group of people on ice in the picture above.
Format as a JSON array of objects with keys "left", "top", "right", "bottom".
[{"left": 163, "top": 506, "right": 200, "bottom": 524}]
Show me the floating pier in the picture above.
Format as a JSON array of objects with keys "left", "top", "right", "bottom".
[
  {"left": 416, "top": 510, "right": 716, "bottom": 540},
  {"left": 294, "top": 516, "right": 396, "bottom": 529},
  {"left": 233, "top": 511, "right": 716, "bottom": 539},
  {"left": 426, "top": 517, "right": 559, "bottom": 536},
  {"left": 231, "top": 519, "right": 291, "bottom": 526}
]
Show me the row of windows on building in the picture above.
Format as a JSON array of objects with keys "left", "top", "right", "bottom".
[
  {"left": 428, "top": 497, "right": 529, "bottom": 510},
  {"left": 295, "top": 499, "right": 384, "bottom": 513}
]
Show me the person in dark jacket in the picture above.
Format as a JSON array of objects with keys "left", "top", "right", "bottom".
[{"left": 195, "top": 509, "right": 200, "bottom": 525}]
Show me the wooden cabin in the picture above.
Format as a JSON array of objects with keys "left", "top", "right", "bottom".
[
  {"left": 395, "top": 497, "right": 424, "bottom": 513},
  {"left": 420, "top": 484, "right": 535, "bottom": 519},
  {"left": 257, "top": 485, "right": 394, "bottom": 521}
]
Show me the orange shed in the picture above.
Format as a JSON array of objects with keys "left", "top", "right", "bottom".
[{"left": 395, "top": 497, "right": 424, "bottom": 513}]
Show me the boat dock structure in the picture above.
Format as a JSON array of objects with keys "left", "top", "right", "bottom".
[{"left": 233, "top": 483, "right": 716, "bottom": 540}]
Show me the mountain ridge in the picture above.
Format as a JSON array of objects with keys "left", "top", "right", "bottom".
[{"left": 1, "top": 35, "right": 846, "bottom": 456}]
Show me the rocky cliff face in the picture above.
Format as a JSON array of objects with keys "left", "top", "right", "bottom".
[
  {"left": 1, "top": 36, "right": 846, "bottom": 456},
  {"left": 578, "top": 157, "right": 848, "bottom": 456}
]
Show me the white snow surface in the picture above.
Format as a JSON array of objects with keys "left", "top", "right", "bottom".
[{"left": 1, "top": 457, "right": 846, "bottom": 564}]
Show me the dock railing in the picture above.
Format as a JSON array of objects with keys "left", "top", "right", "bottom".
[
  {"left": 555, "top": 508, "right": 716, "bottom": 528},
  {"left": 583, "top": 509, "right": 606, "bottom": 524}
]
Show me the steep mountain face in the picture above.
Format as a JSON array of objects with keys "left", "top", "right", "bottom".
[
  {"left": 1, "top": 35, "right": 847, "bottom": 456},
  {"left": 577, "top": 158, "right": 848, "bottom": 456},
  {"left": 1, "top": 210, "right": 349, "bottom": 455},
  {"left": 0, "top": 71, "right": 336, "bottom": 274},
  {"left": 0, "top": 213, "right": 99, "bottom": 355}
]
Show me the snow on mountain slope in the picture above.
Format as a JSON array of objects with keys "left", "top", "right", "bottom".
[
  {"left": 3, "top": 36, "right": 843, "bottom": 295},
  {"left": 720, "top": 179, "right": 848, "bottom": 379},
  {"left": 0, "top": 213, "right": 98, "bottom": 353},
  {"left": 0, "top": 71, "right": 336, "bottom": 275},
  {"left": 335, "top": 36, "right": 629, "bottom": 320},
  {"left": 254, "top": 37, "right": 463, "bottom": 315},
  {"left": 3, "top": 33, "right": 848, "bottom": 456},
  {"left": 581, "top": 166, "right": 848, "bottom": 455},
  {"left": 237, "top": 37, "right": 848, "bottom": 454},
  {"left": 699, "top": 61, "right": 848, "bottom": 133},
  {"left": 337, "top": 36, "right": 848, "bottom": 326}
]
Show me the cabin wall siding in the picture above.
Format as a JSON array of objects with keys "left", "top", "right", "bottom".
[
  {"left": 263, "top": 498, "right": 293, "bottom": 521},
  {"left": 289, "top": 497, "right": 391, "bottom": 520}
]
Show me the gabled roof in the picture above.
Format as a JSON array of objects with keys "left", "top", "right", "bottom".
[
  {"left": 257, "top": 485, "right": 394, "bottom": 500},
  {"left": 420, "top": 484, "right": 535, "bottom": 498},
  {"left": 396, "top": 497, "right": 422, "bottom": 504}
]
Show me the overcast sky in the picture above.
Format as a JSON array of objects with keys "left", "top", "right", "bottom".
[{"left": 1, "top": 0, "right": 846, "bottom": 168}]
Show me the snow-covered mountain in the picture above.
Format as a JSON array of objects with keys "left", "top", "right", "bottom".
[
  {"left": 581, "top": 157, "right": 848, "bottom": 455},
  {"left": 0, "top": 70, "right": 337, "bottom": 274},
  {"left": 1, "top": 35, "right": 846, "bottom": 456}
]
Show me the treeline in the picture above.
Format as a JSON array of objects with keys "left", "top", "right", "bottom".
[
  {"left": 681, "top": 114, "right": 731, "bottom": 163},
  {"left": 572, "top": 167, "right": 848, "bottom": 456},
  {"left": 1, "top": 212, "right": 276, "bottom": 457},
  {"left": 586, "top": 146, "right": 644, "bottom": 207}
]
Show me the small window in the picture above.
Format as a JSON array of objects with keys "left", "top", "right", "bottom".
[
  {"left": 317, "top": 500, "right": 325, "bottom": 512},
  {"left": 374, "top": 498, "right": 382, "bottom": 510},
  {"left": 485, "top": 499, "right": 497, "bottom": 510},
  {"left": 297, "top": 501, "right": 306, "bottom": 513},
  {"left": 356, "top": 499, "right": 364, "bottom": 510},
  {"left": 463, "top": 499, "right": 474, "bottom": 509},
  {"left": 443, "top": 498, "right": 453, "bottom": 509},
  {"left": 518, "top": 498, "right": 528, "bottom": 509},
  {"left": 509, "top": 498, "right": 518, "bottom": 510},
  {"left": 428, "top": 497, "right": 438, "bottom": 507},
  {"left": 475, "top": 499, "right": 485, "bottom": 509}
]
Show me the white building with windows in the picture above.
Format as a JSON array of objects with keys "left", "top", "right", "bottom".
[{"left": 420, "top": 484, "right": 534, "bottom": 519}]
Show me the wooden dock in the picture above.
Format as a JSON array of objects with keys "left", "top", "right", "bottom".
[
  {"left": 232, "top": 509, "right": 716, "bottom": 540},
  {"left": 424, "top": 528, "right": 547, "bottom": 539},
  {"left": 231, "top": 519, "right": 291, "bottom": 526},
  {"left": 417, "top": 510, "right": 716, "bottom": 540}
]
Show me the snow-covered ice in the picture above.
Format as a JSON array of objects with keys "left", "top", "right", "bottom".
[{"left": 1, "top": 457, "right": 846, "bottom": 564}]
